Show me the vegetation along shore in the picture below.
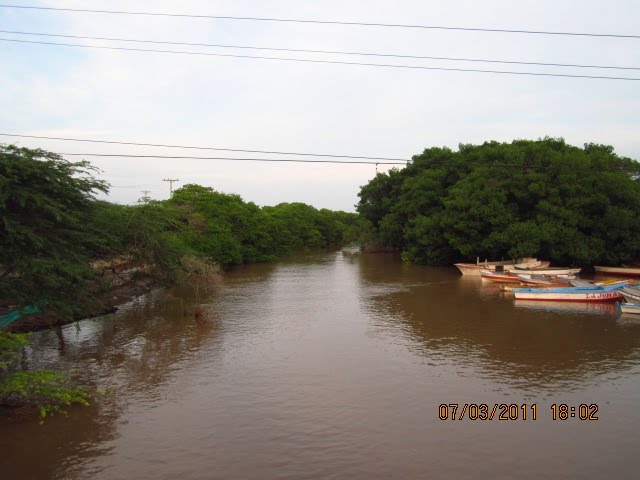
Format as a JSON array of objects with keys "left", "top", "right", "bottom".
[{"left": 2, "top": 137, "right": 640, "bottom": 417}]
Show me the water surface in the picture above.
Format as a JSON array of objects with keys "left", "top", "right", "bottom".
[{"left": 2, "top": 249, "right": 639, "bottom": 479}]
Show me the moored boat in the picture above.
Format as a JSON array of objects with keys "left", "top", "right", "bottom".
[
  {"left": 516, "top": 273, "right": 574, "bottom": 287},
  {"left": 511, "top": 266, "right": 581, "bottom": 276},
  {"left": 619, "top": 285, "right": 640, "bottom": 303},
  {"left": 512, "top": 284, "right": 624, "bottom": 302},
  {"left": 454, "top": 257, "right": 547, "bottom": 276},
  {"left": 594, "top": 266, "right": 640, "bottom": 276},
  {"left": 480, "top": 269, "right": 520, "bottom": 283},
  {"left": 619, "top": 302, "right": 640, "bottom": 315}
]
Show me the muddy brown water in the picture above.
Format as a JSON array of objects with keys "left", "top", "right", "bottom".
[{"left": 1, "top": 248, "right": 640, "bottom": 479}]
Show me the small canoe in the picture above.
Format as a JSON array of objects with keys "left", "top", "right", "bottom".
[{"left": 512, "top": 284, "right": 624, "bottom": 302}]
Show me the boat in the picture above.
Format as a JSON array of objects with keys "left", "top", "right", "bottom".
[
  {"left": 594, "top": 266, "right": 640, "bottom": 276},
  {"left": 480, "top": 269, "right": 520, "bottom": 283},
  {"left": 512, "top": 284, "right": 624, "bottom": 302},
  {"left": 511, "top": 266, "right": 581, "bottom": 276},
  {"left": 619, "top": 285, "right": 640, "bottom": 303},
  {"left": 454, "top": 257, "right": 547, "bottom": 276},
  {"left": 570, "top": 278, "right": 632, "bottom": 288},
  {"left": 516, "top": 273, "right": 574, "bottom": 286},
  {"left": 618, "top": 303, "right": 640, "bottom": 315}
]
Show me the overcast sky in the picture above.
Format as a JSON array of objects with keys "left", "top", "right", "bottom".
[{"left": 2, "top": 0, "right": 639, "bottom": 211}]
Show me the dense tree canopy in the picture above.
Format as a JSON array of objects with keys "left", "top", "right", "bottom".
[
  {"left": 0, "top": 145, "right": 108, "bottom": 316},
  {"left": 357, "top": 138, "right": 640, "bottom": 266},
  {"left": 169, "top": 184, "right": 359, "bottom": 264}
]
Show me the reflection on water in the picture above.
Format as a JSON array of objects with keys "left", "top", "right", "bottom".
[
  {"left": 514, "top": 300, "right": 619, "bottom": 315},
  {"left": 357, "top": 255, "right": 640, "bottom": 394},
  {"left": 2, "top": 249, "right": 640, "bottom": 479}
]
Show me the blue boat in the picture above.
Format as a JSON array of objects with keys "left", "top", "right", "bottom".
[{"left": 513, "top": 284, "right": 625, "bottom": 302}]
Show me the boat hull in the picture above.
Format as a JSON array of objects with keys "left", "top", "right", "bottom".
[
  {"left": 594, "top": 266, "right": 640, "bottom": 276},
  {"left": 513, "top": 285, "right": 624, "bottom": 302},
  {"left": 620, "top": 286, "right": 640, "bottom": 303},
  {"left": 513, "top": 291, "right": 622, "bottom": 302},
  {"left": 480, "top": 270, "right": 520, "bottom": 283},
  {"left": 512, "top": 267, "right": 581, "bottom": 276},
  {"left": 620, "top": 303, "right": 640, "bottom": 314}
]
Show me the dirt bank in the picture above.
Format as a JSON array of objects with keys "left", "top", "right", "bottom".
[{"left": 5, "top": 278, "right": 155, "bottom": 333}]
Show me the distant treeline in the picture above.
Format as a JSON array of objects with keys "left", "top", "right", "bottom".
[
  {"left": 94, "top": 184, "right": 359, "bottom": 269},
  {"left": 0, "top": 144, "right": 359, "bottom": 319},
  {"left": 357, "top": 138, "right": 640, "bottom": 266}
]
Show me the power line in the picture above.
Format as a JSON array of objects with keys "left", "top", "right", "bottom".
[
  {"left": 2, "top": 38, "right": 638, "bottom": 81},
  {"left": 54, "top": 153, "right": 639, "bottom": 172},
  {"left": 54, "top": 153, "right": 640, "bottom": 171},
  {"left": 2, "top": 29, "right": 638, "bottom": 71},
  {"left": 0, "top": 133, "right": 410, "bottom": 162},
  {"left": 57, "top": 153, "right": 408, "bottom": 166},
  {"left": 0, "top": 4, "right": 638, "bottom": 40}
]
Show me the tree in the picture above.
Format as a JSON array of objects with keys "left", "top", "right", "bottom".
[
  {"left": 0, "top": 145, "right": 108, "bottom": 317},
  {"left": 357, "top": 138, "right": 640, "bottom": 266}
]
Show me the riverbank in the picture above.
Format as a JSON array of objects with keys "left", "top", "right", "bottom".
[{"left": 5, "top": 278, "right": 155, "bottom": 333}]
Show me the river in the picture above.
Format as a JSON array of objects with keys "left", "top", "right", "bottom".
[{"left": 2, "top": 248, "right": 640, "bottom": 479}]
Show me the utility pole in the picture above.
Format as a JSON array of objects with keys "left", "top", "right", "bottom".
[
  {"left": 138, "top": 190, "right": 152, "bottom": 204},
  {"left": 163, "top": 178, "right": 180, "bottom": 196}
]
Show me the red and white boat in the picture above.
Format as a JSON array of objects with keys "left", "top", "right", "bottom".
[
  {"left": 480, "top": 269, "right": 520, "bottom": 283},
  {"left": 512, "top": 284, "right": 624, "bottom": 302}
]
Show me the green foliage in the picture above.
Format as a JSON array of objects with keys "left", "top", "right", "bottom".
[
  {"left": 0, "top": 332, "right": 89, "bottom": 419},
  {"left": 88, "top": 200, "right": 185, "bottom": 279},
  {"left": 0, "top": 145, "right": 108, "bottom": 318},
  {"left": 169, "top": 184, "right": 358, "bottom": 266},
  {"left": 357, "top": 138, "right": 640, "bottom": 266},
  {"left": 0, "top": 332, "right": 26, "bottom": 370}
]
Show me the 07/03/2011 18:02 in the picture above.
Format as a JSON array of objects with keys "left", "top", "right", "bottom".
[{"left": 438, "top": 404, "right": 600, "bottom": 421}]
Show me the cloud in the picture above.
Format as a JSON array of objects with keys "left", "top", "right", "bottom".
[{"left": 2, "top": 0, "right": 639, "bottom": 210}]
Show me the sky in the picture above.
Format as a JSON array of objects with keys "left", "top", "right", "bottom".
[{"left": 1, "top": 0, "right": 639, "bottom": 211}]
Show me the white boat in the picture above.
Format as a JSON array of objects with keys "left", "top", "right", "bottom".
[
  {"left": 594, "top": 266, "right": 640, "bottom": 276},
  {"left": 570, "top": 278, "right": 632, "bottom": 288},
  {"left": 511, "top": 266, "right": 581, "bottom": 276},
  {"left": 517, "top": 273, "right": 574, "bottom": 286},
  {"left": 619, "top": 285, "right": 640, "bottom": 303},
  {"left": 512, "top": 284, "right": 624, "bottom": 302},
  {"left": 619, "top": 303, "right": 640, "bottom": 315},
  {"left": 454, "top": 257, "right": 547, "bottom": 276}
]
